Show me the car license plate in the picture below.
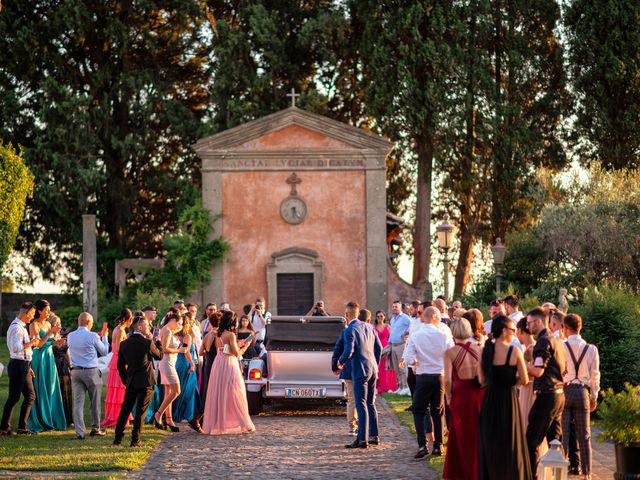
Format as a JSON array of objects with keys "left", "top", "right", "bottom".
[{"left": 286, "top": 388, "right": 326, "bottom": 398}]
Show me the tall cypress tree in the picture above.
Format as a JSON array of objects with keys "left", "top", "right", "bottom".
[
  {"left": 438, "top": 0, "right": 569, "bottom": 295},
  {"left": 565, "top": 0, "right": 640, "bottom": 170},
  {"left": 205, "top": 0, "right": 352, "bottom": 131},
  {"left": 353, "top": 0, "right": 457, "bottom": 288},
  {"left": 0, "top": 1, "right": 211, "bottom": 286}
]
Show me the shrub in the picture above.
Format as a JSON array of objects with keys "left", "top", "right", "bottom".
[
  {"left": 598, "top": 384, "right": 640, "bottom": 445},
  {"left": 138, "top": 201, "right": 228, "bottom": 298},
  {"left": 574, "top": 286, "right": 640, "bottom": 391},
  {"left": 133, "top": 288, "right": 177, "bottom": 317},
  {"left": 56, "top": 305, "right": 84, "bottom": 329}
]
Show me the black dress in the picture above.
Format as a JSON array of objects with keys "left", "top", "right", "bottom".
[
  {"left": 52, "top": 342, "right": 73, "bottom": 427},
  {"left": 479, "top": 346, "right": 532, "bottom": 480},
  {"left": 199, "top": 337, "right": 218, "bottom": 407},
  {"left": 237, "top": 331, "right": 259, "bottom": 359}
]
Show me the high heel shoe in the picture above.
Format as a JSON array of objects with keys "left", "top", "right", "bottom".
[
  {"left": 153, "top": 413, "right": 167, "bottom": 431},
  {"left": 165, "top": 417, "right": 180, "bottom": 433}
]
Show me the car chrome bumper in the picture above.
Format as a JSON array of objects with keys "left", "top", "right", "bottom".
[{"left": 263, "top": 380, "right": 346, "bottom": 399}]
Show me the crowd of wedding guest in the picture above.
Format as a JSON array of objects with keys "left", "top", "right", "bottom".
[
  {"left": 1, "top": 294, "right": 600, "bottom": 479},
  {"left": 0, "top": 298, "right": 265, "bottom": 445},
  {"left": 370, "top": 295, "right": 601, "bottom": 480}
]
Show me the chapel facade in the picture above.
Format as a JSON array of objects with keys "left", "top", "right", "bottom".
[{"left": 193, "top": 107, "right": 392, "bottom": 316}]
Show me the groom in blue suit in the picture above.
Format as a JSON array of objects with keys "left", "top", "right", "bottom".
[{"left": 338, "top": 302, "right": 382, "bottom": 448}]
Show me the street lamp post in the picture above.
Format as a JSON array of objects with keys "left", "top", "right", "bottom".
[
  {"left": 436, "top": 214, "right": 455, "bottom": 300},
  {"left": 491, "top": 237, "right": 506, "bottom": 295}
]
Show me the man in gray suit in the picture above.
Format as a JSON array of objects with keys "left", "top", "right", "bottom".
[{"left": 67, "top": 312, "right": 109, "bottom": 439}]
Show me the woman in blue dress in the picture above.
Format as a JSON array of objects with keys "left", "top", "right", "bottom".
[
  {"left": 28, "top": 300, "right": 66, "bottom": 432},
  {"left": 172, "top": 312, "right": 201, "bottom": 426}
]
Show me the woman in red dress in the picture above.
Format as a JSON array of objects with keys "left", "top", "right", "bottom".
[
  {"left": 103, "top": 308, "right": 133, "bottom": 427},
  {"left": 373, "top": 311, "right": 397, "bottom": 393},
  {"left": 443, "top": 318, "right": 485, "bottom": 480}
]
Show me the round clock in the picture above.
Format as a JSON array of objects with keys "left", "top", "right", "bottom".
[{"left": 280, "top": 196, "right": 308, "bottom": 225}]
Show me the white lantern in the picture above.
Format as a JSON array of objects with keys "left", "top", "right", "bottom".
[{"left": 538, "top": 439, "right": 569, "bottom": 480}]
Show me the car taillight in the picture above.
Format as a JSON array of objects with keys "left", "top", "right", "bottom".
[{"left": 249, "top": 368, "right": 261, "bottom": 380}]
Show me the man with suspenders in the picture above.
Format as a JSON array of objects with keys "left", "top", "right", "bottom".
[{"left": 562, "top": 313, "right": 600, "bottom": 480}]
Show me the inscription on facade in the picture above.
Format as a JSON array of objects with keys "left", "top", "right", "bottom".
[{"left": 204, "top": 157, "right": 369, "bottom": 171}]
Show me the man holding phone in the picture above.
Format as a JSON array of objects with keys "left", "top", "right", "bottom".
[
  {"left": 250, "top": 297, "right": 271, "bottom": 353},
  {"left": 67, "top": 312, "right": 109, "bottom": 439}
]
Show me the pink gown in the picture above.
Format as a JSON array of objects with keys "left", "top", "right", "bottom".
[
  {"left": 202, "top": 344, "right": 255, "bottom": 435},
  {"left": 375, "top": 325, "right": 398, "bottom": 393},
  {"left": 103, "top": 349, "right": 130, "bottom": 427}
]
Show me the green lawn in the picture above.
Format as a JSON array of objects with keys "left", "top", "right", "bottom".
[
  {"left": 381, "top": 392, "right": 445, "bottom": 478},
  {"left": 0, "top": 337, "right": 165, "bottom": 476}
]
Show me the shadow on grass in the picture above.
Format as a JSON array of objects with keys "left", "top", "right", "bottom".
[{"left": 0, "top": 338, "right": 166, "bottom": 474}]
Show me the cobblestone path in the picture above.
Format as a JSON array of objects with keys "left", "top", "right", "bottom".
[
  {"left": 127, "top": 397, "right": 437, "bottom": 480},
  {"left": 589, "top": 426, "right": 615, "bottom": 479}
]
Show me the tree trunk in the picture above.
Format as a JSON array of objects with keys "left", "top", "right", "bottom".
[
  {"left": 491, "top": 0, "right": 504, "bottom": 241},
  {"left": 454, "top": 0, "right": 479, "bottom": 297},
  {"left": 412, "top": 133, "right": 433, "bottom": 288},
  {"left": 454, "top": 222, "right": 475, "bottom": 297}
]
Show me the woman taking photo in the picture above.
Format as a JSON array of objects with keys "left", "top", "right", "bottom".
[
  {"left": 153, "top": 311, "right": 188, "bottom": 432},
  {"left": 478, "top": 315, "right": 531, "bottom": 480},
  {"left": 237, "top": 314, "right": 258, "bottom": 358},
  {"left": 28, "top": 300, "right": 65, "bottom": 432},
  {"left": 202, "top": 310, "right": 255, "bottom": 435},
  {"left": 103, "top": 308, "right": 134, "bottom": 428}
]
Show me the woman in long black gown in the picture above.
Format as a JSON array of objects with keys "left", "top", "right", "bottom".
[
  {"left": 479, "top": 314, "right": 532, "bottom": 480},
  {"left": 52, "top": 327, "right": 73, "bottom": 427},
  {"left": 189, "top": 311, "right": 221, "bottom": 431}
]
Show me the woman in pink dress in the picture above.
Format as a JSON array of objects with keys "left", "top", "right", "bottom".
[
  {"left": 373, "top": 310, "right": 397, "bottom": 393},
  {"left": 202, "top": 310, "right": 255, "bottom": 435},
  {"left": 103, "top": 308, "right": 133, "bottom": 427}
]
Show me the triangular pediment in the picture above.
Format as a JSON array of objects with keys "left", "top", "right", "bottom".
[
  {"left": 194, "top": 107, "right": 391, "bottom": 153},
  {"left": 237, "top": 124, "right": 354, "bottom": 150}
]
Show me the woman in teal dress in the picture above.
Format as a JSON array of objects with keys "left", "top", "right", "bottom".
[
  {"left": 28, "top": 301, "right": 66, "bottom": 432},
  {"left": 172, "top": 313, "right": 201, "bottom": 424}
]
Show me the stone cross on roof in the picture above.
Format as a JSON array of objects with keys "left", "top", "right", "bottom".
[
  {"left": 286, "top": 172, "right": 302, "bottom": 196},
  {"left": 286, "top": 87, "right": 300, "bottom": 107}
]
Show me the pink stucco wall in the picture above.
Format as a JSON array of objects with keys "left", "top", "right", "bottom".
[{"left": 221, "top": 170, "right": 366, "bottom": 316}]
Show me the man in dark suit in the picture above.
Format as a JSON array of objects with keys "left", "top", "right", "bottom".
[
  {"left": 338, "top": 302, "right": 382, "bottom": 449},
  {"left": 113, "top": 313, "right": 163, "bottom": 447}
]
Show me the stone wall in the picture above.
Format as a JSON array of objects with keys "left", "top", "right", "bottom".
[{"left": 1, "top": 293, "right": 79, "bottom": 335}]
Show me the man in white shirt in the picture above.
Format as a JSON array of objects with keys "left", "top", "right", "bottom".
[
  {"left": 67, "top": 312, "right": 109, "bottom": 439},
  {"left": 406, "top": 300, "right": 422, "bottom": 403},
  {"left": 504, "top": 294, "right": 524, "bottom": 322},
  {"left": 199, "top": 303, "right": 217, "bottom": 337},
  {"left": 251, "top": 296, "right": 271, "bottom": 353},
  {"left": 434, "top": 298, "right": 450, "bottom": 326},
  {"left": 403, "top": 305, "right": 454, "bottom": 458},
  {"left": 0, "top": 302, "right": 39, "bottom": 435},
  {"left": 483, "top": 299, "right": 506, "bottom": 335},
  {"left": 562, "top": 313, "right": 600, "bottom": 479}
]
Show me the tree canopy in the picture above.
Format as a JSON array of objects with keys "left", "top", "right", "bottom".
[
  {"left": 0, "top": 143, "right": 34, "bottom": 270},
  {"left": 0, "top": 1, "right": 638, "bottom": 295},
  {"left": 0, "top": 1, "right": 212, "bottom": 287}
]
